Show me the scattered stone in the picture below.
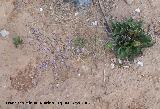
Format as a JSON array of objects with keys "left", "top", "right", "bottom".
[
  {"left": 111, "top": 63, "right": 115, "bottom": 69},
  {"left": 56, "top": 83, "right": 59, "bottom": 87},
  {"left": 66, "top": 94, "right": 69, "bottom": 97},
  {"left": 118, "top": 59, "right": 122, "bottom": 64},
  {"left": 137, "top": 61, "right": 143, "bottom": 67},
  {"left": 0, "top": 29, "right": 9, "bottom": 37},
  {"left": 39, "top": 8, "right": 43, "bottom": 11},
  {"left": 75, "top": 12, "right": 79, "bottom": 16},
  {"left": 135, "top": 8, "right": 140, "bottom": 13},
  {"left": 91, "top": 21, "right": 98, "bottom": 26},
  {"left": 123, "top": 66, "right": 130, "bottom": 68},
  {"left": 50, "top": 6, "right": 53, "bottom": 10},
  {"left": 124, "top": 0, "right": 134, "bottom": 5},
  {"left": 78, "top": 73, "right": 81, "bottom": 76}
]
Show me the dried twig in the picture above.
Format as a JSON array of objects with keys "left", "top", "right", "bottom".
[{"left": 97, "top": 0, "right": 112, "bottom": 36}]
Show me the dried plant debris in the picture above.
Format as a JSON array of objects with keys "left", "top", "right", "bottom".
[{"left": 10, "top": 64, "right": 39, "bottom": 92}]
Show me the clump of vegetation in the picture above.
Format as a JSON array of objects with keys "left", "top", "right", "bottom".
[
  {"left": 73, "top": 36, "right": 87, "bottom": 48},
  {"left": 13, "top": 36, "right": 23, "bottom": 48},
  {"left": 106, "top": 18, "right": 154, "bottom": 61},
  {"left": 72, "top": 36, "right": 87, "bottom": 55}
]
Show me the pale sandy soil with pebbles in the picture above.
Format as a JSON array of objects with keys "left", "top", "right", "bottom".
[{"left": 1, "top": 0, "right": 160, "bottom": 109}]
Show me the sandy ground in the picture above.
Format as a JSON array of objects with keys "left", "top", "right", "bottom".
[{"left": 1, "top": 0, "right": 160, "bottom": 109}]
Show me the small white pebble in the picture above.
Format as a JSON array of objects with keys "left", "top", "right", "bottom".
[
  {"left": 137, "top": 61, "right": 143, "bottom": 67},
  {"left": 50, "top": 6, "right": 53, "bottom": 10},
  {"left": 118, "top": 59, "right": 122, "bottom": 64},
  {"left": 56, "top": 84, "right": 59, "bottom": 87},
  {"left": 39, "top": 8, "right": 43, "bottom": 11},
  {"left": 91, "top": 21, "right": 98, "bottom": 26},
  {"left": 30, "top": 76, "right": 34, "bottom": 79},
  {"left": 86, "top": 19, "right": 90, "bottom": 22},
  {"left": 0, "top": 29, "right": 9, "bottom": 37},
  {"left": 66, "top": 94, "right": 69, "bottom": 97},
  {"left": 75, "top": 12, "right": 79, "bottom": 16},
  {"left": 135, "top": 8, "right": 140, "bottom": 13},
  {"left": 123, "top": 66, "right": 129, "bottom": 68},
  {"left": 78, "top": 73, "right": 81, "bottom": 76},
  {"left": 111, "top": 63, "right": 115, "bottom": 69},
  {"left": 141, "top": 74, "right": 145, "bottom": 77}
]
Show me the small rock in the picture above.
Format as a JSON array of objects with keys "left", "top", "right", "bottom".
[
  {"left": 91, "top": 21, "right": 98, "bottom": 26},
  {"left": 118, "top": 59, "right": 122, "bottom": 64},
  {"left": 66, "top": 94, "right": 69, "bottom": 97},
  {"left": 123, "top": 66, "right": 129, "bottom": 68},
  {"left": 0, "top": 29, "right": 9, "bottom": 37},
  {"left": 135, "top": 8, "right": 140, "bottom": 13},
  {"left": 141, "top": 74, "right": 145, "bottom": 77},
  {"left": 75, "top": 12, "right": 79, "bottom": 16},
  {"left": 39, "top": 8, "right": 43, "bottom": 11},
  {"left": 50, "top": 6, "right": 53, "bottom": 10},
  {"left": 124, "top": 0, "right": 134, "bottom": 5},
  {"left": 111, "top": 63, "right": 115, "bottom": 69},
  {"left": 137, "top": 61, "right": 143, "bottom": 67},
  {"left": 56, "top": 84, "right": 59, "bottom": 87},
  {"left": 78, "top": 73, "right": 81, "bottom": 76}
]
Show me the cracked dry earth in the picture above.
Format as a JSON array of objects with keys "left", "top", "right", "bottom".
[{"left": 1, "top": 0, "right": 160, "bottom": 109}]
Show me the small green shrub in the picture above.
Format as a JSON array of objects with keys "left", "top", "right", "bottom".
[
  {"left": 13, "top": 36, "right": 23, "bottom": 48},
  {"left": 106, "top": 18, "right": 154, "bottom": 60},
  {"left": 73, "top": 36, "right": 86, "bottom": 48}
]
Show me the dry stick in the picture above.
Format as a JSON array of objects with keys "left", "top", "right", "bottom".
[
  {"left": 97, "top": 0, "right": 112, "bottom": 37},
  {"left": 97, "top": 0, "right": 113, "bottom": 86}
]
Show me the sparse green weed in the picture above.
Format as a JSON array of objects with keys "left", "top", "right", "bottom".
[
  {"left": 73, "top": 36, "right": 87, "bottom": 48},
  {"left": 106, "top": 18, "right": 154, "bottom": 61},
  {"left": 13, "top": 36, "right": 23, "bottom": 48}
]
